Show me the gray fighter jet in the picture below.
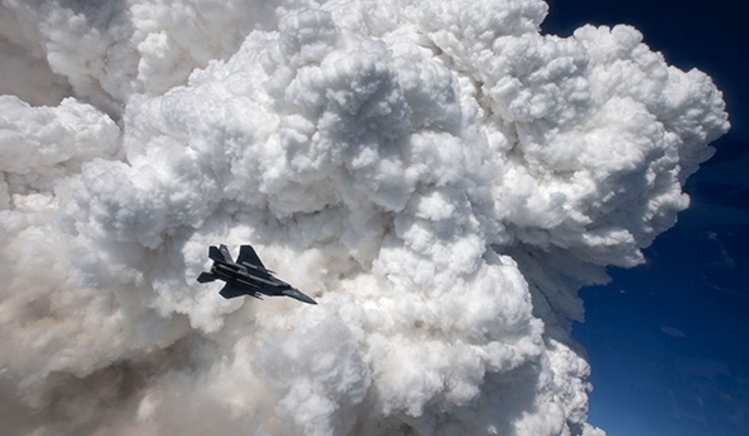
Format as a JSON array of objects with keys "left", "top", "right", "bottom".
[{"left": 197, "top": 244, "right": 317, "bottom": 305}]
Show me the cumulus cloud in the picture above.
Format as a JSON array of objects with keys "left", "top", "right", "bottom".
[{"left": 0, "top": 0, "right": 728, "bottom": 435}]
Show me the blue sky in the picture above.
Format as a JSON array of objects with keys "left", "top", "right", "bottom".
[
  {"left": 0, "top": 1, "right": 741, "bottom": 434},
  {"left": 544, "top": 1, "right": 749, "bottom": 435}
]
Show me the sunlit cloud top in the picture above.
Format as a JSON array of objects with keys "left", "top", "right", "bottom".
[{"left": 0, "top": 0, "right": 728, "bottom": 435}]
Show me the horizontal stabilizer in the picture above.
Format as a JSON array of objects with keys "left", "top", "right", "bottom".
[
  {"left": 197, "top": 272, "right": 216, "bottom": 283},
  {"left": 219, "top": 283, "right": 247, "bottom": 299}
]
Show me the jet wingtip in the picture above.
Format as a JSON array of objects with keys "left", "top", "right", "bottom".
[{"left": 197, "top": 272, "right": 216, "bottom": 283}]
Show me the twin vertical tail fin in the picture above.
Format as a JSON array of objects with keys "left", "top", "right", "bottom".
[{"left": 209, "top": 245, "right": 233, "bottom": 263}]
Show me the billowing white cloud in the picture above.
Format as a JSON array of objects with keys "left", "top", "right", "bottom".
[{"left": 0, "top": 0, "right": 728, "bottom": 435}]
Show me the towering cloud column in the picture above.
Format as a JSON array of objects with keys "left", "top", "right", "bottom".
[{"left": 0, "top": 0, "right": 728, "bottom": 435}]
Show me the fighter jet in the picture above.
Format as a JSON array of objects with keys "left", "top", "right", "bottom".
[{"left": 197, "top": 244, "right": 317, "bottom": 305}]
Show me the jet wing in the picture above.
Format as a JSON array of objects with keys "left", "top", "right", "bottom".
[
  {"left": 237, "top": 245, "right": 265, "bottom": 268},
  {"left": 219, "top": 283, "right": 247, "bottom": 299},
  {"left": 197, "top": 272, "right": 216, "bottom": 283}
]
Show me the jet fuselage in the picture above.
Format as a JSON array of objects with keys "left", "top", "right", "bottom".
[{"left": 197, "top": 244, "right": 316, "bottom": 305}]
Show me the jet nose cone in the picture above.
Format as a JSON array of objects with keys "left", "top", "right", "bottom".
[{"left": 282, "top": 288, "right": 317, "bottom": 305}]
